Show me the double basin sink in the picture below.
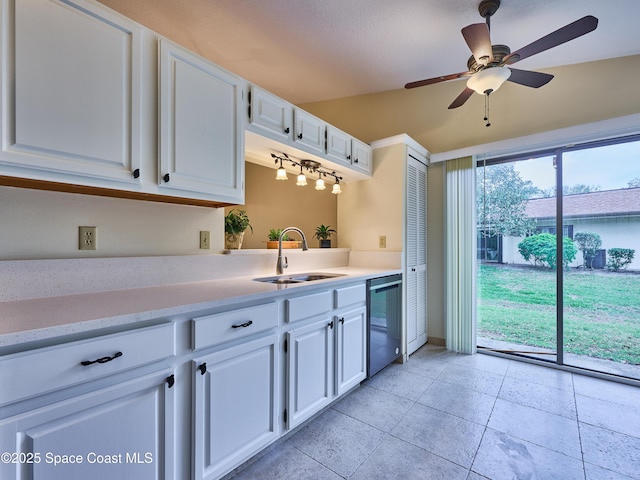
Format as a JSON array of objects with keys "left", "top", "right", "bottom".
[{"left": 254, "top": 272, "right": 345, "bottom": 285}]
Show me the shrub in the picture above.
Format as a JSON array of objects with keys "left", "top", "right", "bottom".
[
  {"left": 607, "top": 248, "right": 635, "bottom": 272},
  {"left": 518, "top": 233, "right": 577, "bottom": 269},
  {"left": 574, "top": 232, "right": 602, "bottom": 269}
]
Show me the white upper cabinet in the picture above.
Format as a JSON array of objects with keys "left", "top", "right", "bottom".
[
  {"left": 158, "top": 39, "right": 244, "bottom": 204},
  {"left": 293, "top": 109, "right": 326, "bottom": 155},
  {"left": 0, "top": 0, "right": 145, "bottom": 184},
  {"left": 351, "top": 138, "right": 373, "bottom": 175},
  {"left": 248, "top": 85, "right": 293, "bottom": 142},
  {"left": 326, "top": 125, "right": 352, "bottom": 167}
]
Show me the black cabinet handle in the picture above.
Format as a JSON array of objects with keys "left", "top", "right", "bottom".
[
  {"left": 198, "top": 363, "right": 207, "bottom": 375},
  {"left": 328, "top": 321, "right": 334, "bottom": 329},
  {"left": 81, "top": 351, "right": 122, "bottom": 366},
  {"left": 133, "top": 168, "right": 140, "bottom": 179},
  {"left": 347, "top": 155, "right": 351, "bottom": 160},
  {"left": 284, "top": 127, "right": 290, "bottom": 134},
  {"left": 354, "top": 158, "right": 359, "bottom": 163},
  {"left": 163, "top": 173, "right": 170, "bottom": 183},
  {"left": 339, "top": 317, "right": 345, "bottom": 324},
  {"left": 297, "top": 133, "right": 303, "bottom": 139},
  {"left": 166, "top": 374, "right": 175, "bottom": 388},
  {"left": 231, "top": 320, "right": 253, "bottom": 329}
]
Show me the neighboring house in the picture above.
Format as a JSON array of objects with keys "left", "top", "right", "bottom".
[{"left": 500, "top": 188, "right": 640, "bottom": 270}]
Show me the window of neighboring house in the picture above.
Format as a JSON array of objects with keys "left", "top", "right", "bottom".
[{"left": 536, "top": 224, "right": 574, "bottom": 239}]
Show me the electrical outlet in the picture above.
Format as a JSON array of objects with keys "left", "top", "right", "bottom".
[
  {"left": 379, "top": 235, "right": 386, "bottom": 248},
  {"left": 200, "top": 230, "right": 211, "bottom": 249},
  {"left": 79, "top": 226, "right": 97, "bottom": 250}
]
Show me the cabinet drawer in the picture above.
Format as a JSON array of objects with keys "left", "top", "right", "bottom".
[
  {"left": 286, "top": 291, "right": 333, "bottom": 323},
  {"left": 0, "top": 323, "right": 175, "bottom": 406},
  {"left": 192, "top": 303, "right": 279, "bottom": 350},
  {"left": 335, "top": 284, "right": 366, "bottom": 309}
]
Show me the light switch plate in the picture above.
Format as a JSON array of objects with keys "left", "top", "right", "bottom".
[
  {"left": 379, "top": 235, "right": 386, "bottom": 248},
  {"left": 200, "top": 231, "right": 211, "bottom": 249}
]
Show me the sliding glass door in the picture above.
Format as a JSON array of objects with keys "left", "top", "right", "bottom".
[{"left": 476, "top": 135, "right": 640, "bottom": 381}]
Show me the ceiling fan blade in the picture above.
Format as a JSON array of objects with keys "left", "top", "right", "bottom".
[
  {"left": 503, "top": 15, "right": 598, "bottom": 65},
  {"left": 462, "top": 23, "right": 493, "bottom": 65},
  {"left": 448, "top": 87, "right": 475, "bottom": 109},
  {"left": 507, "top": 68, "right": 554, "bottom": 88},
  {"left": 405, "top": 71, "right": 471, "bottom": 89}
]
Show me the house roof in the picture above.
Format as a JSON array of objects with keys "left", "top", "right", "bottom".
[{"left": 525, "top": 188, "right": 640, "bottom": 219}]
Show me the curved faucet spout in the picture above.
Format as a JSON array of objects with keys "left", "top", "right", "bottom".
[{"left": 276, "top": 227, "right": 309, "bottom": 274}]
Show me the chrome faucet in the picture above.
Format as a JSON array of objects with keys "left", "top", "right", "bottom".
[{"left": 276, "top": 227, "right": 309, "bottom": 274}]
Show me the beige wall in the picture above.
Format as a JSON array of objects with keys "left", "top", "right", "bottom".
[
  {"left": 337, "top": 143, "right": 405, "bottom": 252},
  {"left": 227, "top": 162, "right": 338, "bottom": 249},
  {"left": 299, "top": 56, "right": 640, "bottom": 155}
]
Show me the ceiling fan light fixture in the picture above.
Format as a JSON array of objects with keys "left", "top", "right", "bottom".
[{"left": 467, "top": 66, "right": 511, "bottom": 95}]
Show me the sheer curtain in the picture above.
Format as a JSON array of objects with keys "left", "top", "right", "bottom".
[{"left": 445, "top": 157, "right": 477, "bottom": 354}]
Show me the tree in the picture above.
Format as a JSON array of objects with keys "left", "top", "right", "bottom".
[
  {"left": 477, "top": 164, "right": 537, "bottom": 249},
  {"left": 537, "top": 184, "right": 601, "bottom": 197},
  {"left": 628, "top": 177, "right": 640, "bottom": 188},
  {"left": 574, "top": 232, "right": 602, "bottom": 269}
]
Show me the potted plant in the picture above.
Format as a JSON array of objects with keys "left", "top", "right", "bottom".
[
  {"left": 224, "top": 209, "right": 252, "bottom": 249},
  {"left": 266, "top": 228, "right": 300, "bottom": 249},
  {"left": 314, "top": 224, "right": 336, "bottom": 248}
]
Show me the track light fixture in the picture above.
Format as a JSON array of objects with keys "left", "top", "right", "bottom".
[{"left": 271, "top": 153, "right": 343, "bottom": 194}]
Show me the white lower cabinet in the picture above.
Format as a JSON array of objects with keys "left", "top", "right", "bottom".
[
  {"left": 0, "top": 368, "right": 176, "bottom": 480},
  {"left": 335, "top": 306, "right": 367, "bottom": 396},
  {"left": 285, "top": 317, "right": 334, "bottom": 429},
  {"left": 192, "top": 333, "right": 279, "bottom": 480},
  {"left": 285, "top": 285, "right": 367, "bottom": 430}
]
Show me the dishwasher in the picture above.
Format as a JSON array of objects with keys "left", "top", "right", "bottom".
[{"left": 366, "top": 274, "right": 402, "bottom": 378}]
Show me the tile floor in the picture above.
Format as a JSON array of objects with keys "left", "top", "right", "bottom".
[{"left": 228, "top": 345, "right": 640, "bottom": 480}]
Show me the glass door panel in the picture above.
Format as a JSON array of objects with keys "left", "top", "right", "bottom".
[
  {"left": 477, "top": 156, "right": 557, "bottom": 362},
  {"left": 562, "top": 141, "right": 640, "bottom": 380}
]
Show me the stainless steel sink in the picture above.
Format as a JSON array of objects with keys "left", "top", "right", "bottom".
[{"left": 254, "top": 272, "right": 345, "bottom": 284}]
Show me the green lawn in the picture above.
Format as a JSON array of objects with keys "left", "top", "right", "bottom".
[{"left": 478, "top": 264, "right": 640, "bottom": 364}]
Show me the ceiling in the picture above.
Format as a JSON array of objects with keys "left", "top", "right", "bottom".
[{"left": 99, "top": 0, "right": 640, "bottom": 105}]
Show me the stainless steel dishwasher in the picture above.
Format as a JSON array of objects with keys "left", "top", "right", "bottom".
[{"left": 366, "top": 274, "right": 402, "bottom": 378}]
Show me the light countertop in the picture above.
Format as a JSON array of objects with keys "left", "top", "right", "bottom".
[{"left": 0, "top": 267, "right": 400, "bottom": 349}]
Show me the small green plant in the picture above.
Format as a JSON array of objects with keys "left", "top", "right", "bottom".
[
  {"left": 268, "top": 228, "right": 290, "bottom": 241},
  {"left": 224, "top": 209, "right": 252, "bottom": 235},
  {"left": 518, "top": 233, "right": 577, "bottom": 269},
  {"left": 574, "top": 232, "right": 602, "bottom": 269},
  {"left": 607, "top": 248, "right": 635, "bottom": 272},
  {"left": 313, "top": 224, "right": 336, "bottom": 241}
]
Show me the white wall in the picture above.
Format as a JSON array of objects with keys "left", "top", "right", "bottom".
[
  {"left": 0, "top": 186, "right": 224, "bottom": 260},
  {"left": 502, "top": 216, "right": 640, "bottom": 270}
]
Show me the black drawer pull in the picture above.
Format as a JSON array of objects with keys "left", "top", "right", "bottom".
[
  {"left": 232, "top": 320, "right": 253, "bottom": 329},
  {"left": 328, "top": 321, "right": 334, "bottom": 329},
  {"left": 166, "top": 374, "right": 175, "bottom": 388},
  {"left": 198, "top": 363, "right": 207, "bottom": 375},
  {"left": 81, "top": 351, "right": 123, "bottom": 366}
]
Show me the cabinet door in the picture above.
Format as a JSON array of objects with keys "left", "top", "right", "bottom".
[
  {"left": 248, "top": 85, "right": 293, "bottom": 142},
  {"left": 335, "top": 307, "right": 367, "bottom": 395},
  {"left": 0, "top": 0, "right": 143, "bottom": 184},
  {"left": 352, "top": 138, "right": 373, "bottom": 176},
  {"left": 293, "top": 109, "right": 325, "bottom": 155},
  {"left": 286, "top": 318, "right": 334, "bottom": 429},
  {"left": 326, "top": 125, "right": 352, "bottom": 167},
  {"left": 159, "top": 39, "right": 243, "bottom": 203},
  {"left": 193, "top": 333, "right": 279, "bottom": 480},
  {"left": 0, "top": 369, "right": 176, "bottom": 480},
  {"left": 406, "top": 155, "right": 428, "bottom": 355}
]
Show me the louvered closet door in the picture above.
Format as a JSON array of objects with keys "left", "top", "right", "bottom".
[{"left": 406, "top": 155, "right": 428, "bottom": 355}]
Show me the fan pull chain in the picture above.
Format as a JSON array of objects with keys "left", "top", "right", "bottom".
[{"left": 484, "top": 91, "right": 491, "bottom": 127}]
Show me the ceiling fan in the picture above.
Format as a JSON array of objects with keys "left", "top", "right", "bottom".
[{"left": 405, "top": 0, "right": 598, "bottom": 126}]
